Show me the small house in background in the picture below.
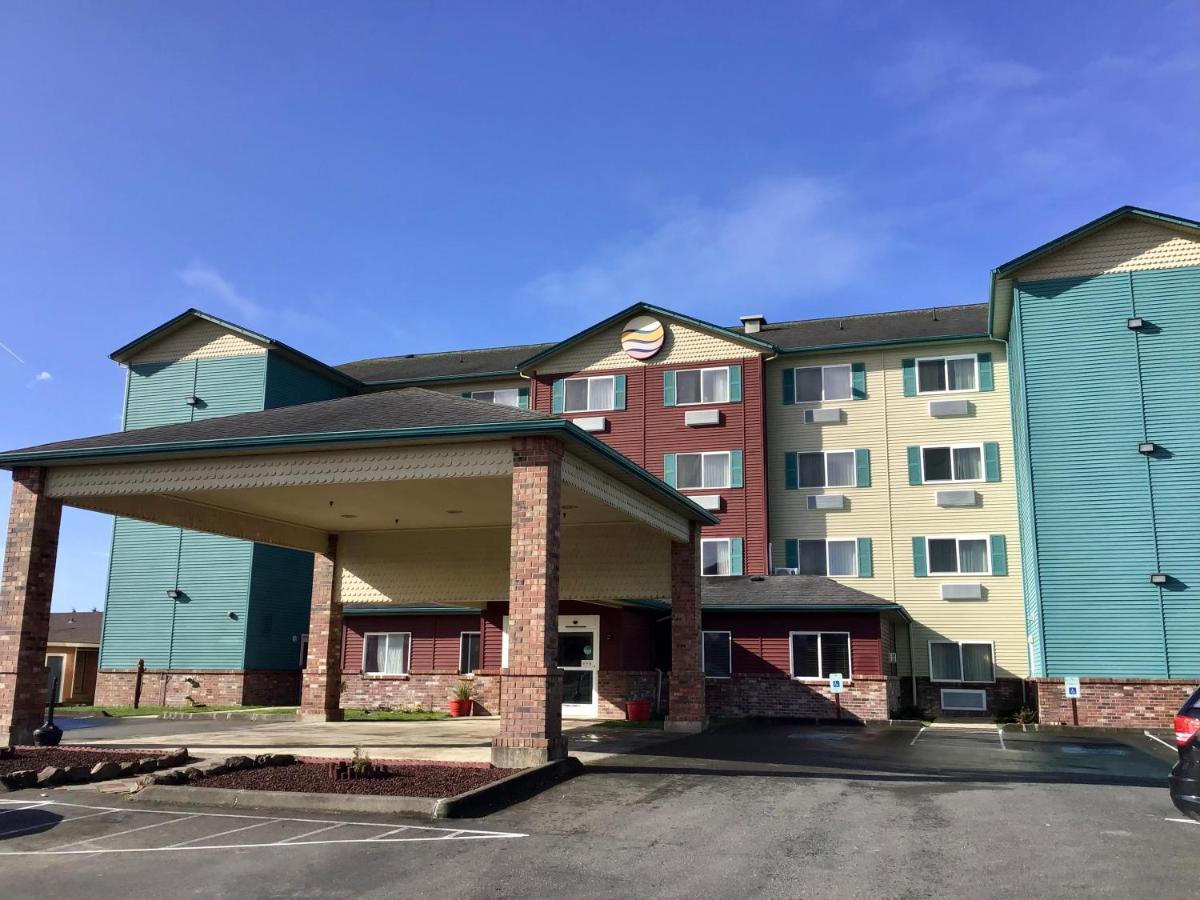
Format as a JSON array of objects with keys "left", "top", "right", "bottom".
[{"left": 46, "top": 611, "right": 102, "bottom": 705}]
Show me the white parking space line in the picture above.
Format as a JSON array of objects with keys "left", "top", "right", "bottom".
[
  {"left": 167, "top": 819, "right": 277, "bottom": 848},
  {"left": 1144, "top": 730, "right": 1177, "bottom": 752},
  {"left": 368, "top": 826, "right": 411, "bottom": 840},
  {"left": 275, "top": 823, "right": 345, "bottom": 844},
  {"left": 997, "top": 728, "right": 1007, "bottom": 751},
  {"left": 910, "top": 727, "right": 926, "bottom": 746},
  {"left": 50, "top": 814, "right": 201, "bottom": 850},
  {"left": 1165, "top": 818, "right": 1199, "bottom": 826}
]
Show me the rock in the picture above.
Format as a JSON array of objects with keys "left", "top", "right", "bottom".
[
  {"left": 138, "top": 757, "right": 159, "bottom": 773},
  {"left": 89, "top": 761, "right": 122, "bottom": 781},
  {"left": 182, "top": 766, "right": 205, "bottom": 780},
  {"left": 117, "top": 761, "right": 140, "bottom": 777},
  {"left": 64, "top": 766, "right": 91, "bottom": 784},
  {"left": 151, "top": 770, "right": 185, "bottom": 785},
  {"left": 265, "top": 753, "right": 295, "bottom": 767},
  {"left": 2, "top": 770, "right": 36, "bottom": 791},
  {"left": 253, "top": 754, "right": 273, "bottom": 767},
  {"left": 36, "top": 766, "right": 65, "bottom": 787},
  {"left": 223, "top": 755, "right": 254, "bottom": 771},
  {"left": 196, "top": 762, "right": 227, "bottom": 778},
  {"left": 160, "top": 748, "right": 189, "bottom": 768}
]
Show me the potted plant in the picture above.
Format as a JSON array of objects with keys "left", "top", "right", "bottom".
[{"left": 448, "top": 681, "right": 474, "bottom": 717}]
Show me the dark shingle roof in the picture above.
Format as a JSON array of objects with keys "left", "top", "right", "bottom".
[
  {"left": 48, "top": 611, "right": 102, "bottom": 645},
  {"left": 337, "top": 343, "right": 555, "bottom": 384},
  {"left": 734, "top": 304, "right": 989, "bottom": 351},
  {"left": 700, "top": 575, "right": 907, "bottom": 612},
  {"left": 1, "top": 388, "right": 554, "bottom": 458}
]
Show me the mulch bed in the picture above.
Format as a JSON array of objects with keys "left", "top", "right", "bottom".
[
  {"left": 195, "top": 761, "right": 510, "bottom": 798},
  {"left": 0, "top": 747, "right": 162, "bottom": 777}
]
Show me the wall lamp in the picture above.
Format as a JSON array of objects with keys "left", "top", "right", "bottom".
[
  {"left": 166, "top": 589, "right": 182, "bottom": 600},
  {"left": 1126, "top": 317, "right": 1146, "bottom": 331},
  {"left": 1150, "top": 573, "right": 1169, "bottom": 586},
  {"left": 184, "top": 396, "right": 201, "bottom": 407},
  {"left": 1138, "top": 442, "right": 1158, "bottom": 455}
]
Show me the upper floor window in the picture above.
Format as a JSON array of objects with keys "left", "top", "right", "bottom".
[
  {"left": 796, "top": 450, "right": 856, "bottom": 488},
  {"left": 929, "top": 640, "right": 995, "bottom": 683},
  {"left": 676, "top": 367, "right": 731, "bottom": 405},
  {"left": 793, "top": 364, "right": 852, "bottom": 403},
  {"left": 917, "top": 355, "right": 977, "bottom": 394},
  {"left": 922, "top": 444, "right": 983, "bottom": 483},
  {"left": 470, "top": 389, "right": 522, "bottom": 408},
  {"left": 795, "top": 539, "right": 858, "bottom": 577},
  {"left": 701, "top": 537, "right": 743, "bottom": 576},
  {"left": 676, "top": 451, "right": 732, "bottom": 489},
  {"left": 565, "top": 376, "right": 616, "bottom": 412},
  {"left": 927, "top": 536, "right": 990, "bottom": 575}
]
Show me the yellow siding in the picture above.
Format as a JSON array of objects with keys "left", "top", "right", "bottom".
[
  {"left": 128, "top": 319, "right": 268, "bottom": 364},
  {"left": 537, "top": 319, "right": 760, "bottom": 374},
  {"left": 765, "top": 340, "right": 1027, "bottom": 678},
  {"left": 1015, "top": 218, "right": 1200, "bottom": 282},
  {"left": 425, "top": 378, "right": 529, "bottom": 398}
]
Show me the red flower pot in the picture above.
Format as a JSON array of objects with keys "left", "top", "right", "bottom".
[
  {"left": 626, "top": 699, "right": 652, "bottom": 721},
  {"left": 448, "top": 698, "right": 473, "bottom": 717}
]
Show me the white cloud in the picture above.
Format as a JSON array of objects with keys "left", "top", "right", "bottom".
[
  {"left": 35, "top": 371, "right": 51, "bottom": 381},
  {"left": 178, "top": 260, "right": 326, "bottom": 333},
  {"left": 522, "top": 176, "right": 887, "bottom": 317}
]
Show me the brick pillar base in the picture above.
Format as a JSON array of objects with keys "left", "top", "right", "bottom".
[
  {"left": 300, "top": 536, "right": 343, "bottom": 722},
  {"left": 0, "top": 468, "right": 63, "bottom": 745},
  {"left": 666, "top": 523, "right": 706, "bottom": 733},
  {"left": 492, "top": 437, "right": 567, "bottom": 768}
]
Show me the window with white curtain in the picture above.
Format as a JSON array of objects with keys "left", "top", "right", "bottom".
[
  {"left": 927, "top": 537, "right": 990, "bottom": 575},
  {"left": 797, "top": 539, "right": 857, "bottom": 577},
  {"left": 363, "top": 633, "right": 411, "bottom": 675},
  {"left": 929, "top": 641, "right": 995, "bottom": 683},
  {"left": 701, "top": 539, "right": 732, "bottom": 576},
  {"left": 676, "top": 367, "right": 731, "bottom": 405},
  {"left": 793, "top": 364, "right": 852, "bottom": 402},
  {"left": 470, "top": 389, "right": 521, "bottom": 407},
  {"left": 676, "top": 451, "right": 732, "bottom": 489},
  {"left": 917, "top": 355, "right": 978, "bottom": 394},
  {"left": 922, "top": 445, "right": 983, "bottom": 483},
  {"left": 790, "top": 632, "right": 852, "bottom": 679},
  {"left": 564, "top": 376, "right": 616, "bottom": 412},
  {"left": 796, "top": 450, "right": 856, "bottom": 488}
]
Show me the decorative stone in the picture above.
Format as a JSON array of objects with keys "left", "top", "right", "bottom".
[
  {"left": 36, "top": 766, "right": 65, "bottom": 787},
  {"left": 2, "top": 769, "right": 36, "bottom": 790},
  {"left": 151, "top": 770, "right": 186, "bottom": 785},
  {"left": 89, "top": 761, "right": 122, "bottom": 781},
  {"left": 138, "top": 757, "right": 159, "bottom": 773},
  {"left": 64, "top": 766, "right": 91, "bottom": 784},
  {"left": 224, "top": 755, "right": 255, "bottom": 771},
  {"left": 266, "top": 754, "right": 295, "bottom": 767},
  {"left": 117, "top": 761, "right": 140, "bottom": 777},
  {"left": 160, "top": 748, "right": 189, "bottom": 768}
]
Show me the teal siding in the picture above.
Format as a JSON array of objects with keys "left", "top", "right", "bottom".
[
  {"left": 124, "top": 355, "right": 267, "bottom": 428},
  {"left": 192, "top": 355, "right": 268, "bottom": 420},
  {"left": 1014, "top": 265, "right": 1200, "bottom": 678},
  {"left": 244, "top": 544, "right": 314, "bottom": 670},
  {"left": 100, "top": 518, "right": 180, "bottom": 668},
  {"left": 171, "top": 531, "right": 253, "bottom": 668},
  {"left": 263, "top": 353, "right": 353, "bottom": 408},
  {"left": 124, "top": 361, "right": 196, "bottom": 430}
]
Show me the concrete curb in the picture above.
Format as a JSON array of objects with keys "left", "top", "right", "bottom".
[{"left": 435, "top": 757, "right": 583, "bottom": 818}]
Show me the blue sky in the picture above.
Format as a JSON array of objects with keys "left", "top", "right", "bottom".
[{"left": 1, "top": 1, "right": 1197, "bottom": 610}]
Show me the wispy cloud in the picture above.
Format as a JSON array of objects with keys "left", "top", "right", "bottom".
[
  {"left": 0, "top": 340, "right": 26, "bottom": 364},
  {"left": 522, "top": 176, "right": 888, "bottom": 317},
  {"left": 35, "top": 371, "right": 51, "bottom": 381},
  {"left": 178, "top": 260, "right": 327, "bottom": 333}
]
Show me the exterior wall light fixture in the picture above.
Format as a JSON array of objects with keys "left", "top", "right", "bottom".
[
  {"left": 185, "top": 396, "right": 201, "bottom": 407},
  {"left": 1126, "top": 317, "right": 1145, "bottom": 330},
  {"left": 166, "top": 589, "right": 182, "bottom": 600},
  {"left": 1150, "top": 573, "right": 1169, "bottom": 586},
  {"left": 1138, "top": 442, "right": 1158, "bottom": 455}
]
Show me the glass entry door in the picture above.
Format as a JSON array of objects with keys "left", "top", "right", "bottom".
[{"left": 558, "top": 615, "right": 598, "bottom": 717}]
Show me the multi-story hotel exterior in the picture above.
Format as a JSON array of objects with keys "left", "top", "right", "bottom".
[{"left": 1, "top": 205, "right": 1197, "bottom": 748}]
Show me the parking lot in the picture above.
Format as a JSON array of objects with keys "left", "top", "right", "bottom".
[{"left": 3, "top": 721, "right": 1193, "bottom": 899}]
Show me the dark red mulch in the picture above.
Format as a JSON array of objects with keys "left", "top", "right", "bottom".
[
  {"left": 0, "top": 747, "right": 163, "bottom": 777},
  {"left": 194, "top": 762, "right": 510, "bottom": 798}
]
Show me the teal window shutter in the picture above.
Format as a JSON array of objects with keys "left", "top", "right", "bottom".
[
  {"left": 784, "top": 452, "right": 798, "bottom": 490},
  {"left": 851, "top": 362, "right": 867, "bottom": 400},
  {"left": 729, "top": 365, "right": 742, "bottom": 403},
  {"left": 663, "top": 453, "right": 677, "bottom": 488},
  {"left": 730, "top": 450, "right": 744, "bottom": 488},
  {"left": 978, "top": 352, "right": 994, "bottom": 392},
  {"left": 551, "top": 379, "right": 565, "bottom": 414},
  {"left": 663, "top": 371, "right": 676, "bottom": 407},
  {"left": 907, "top": 446, "right": 923, "bottom": 485},
  {"left": 912, "top": 536, "right": 927, "bottom": 577},
  {"left": 461, "top": 391, "right": 472, "bottom": 399},
  {"left": 782, "top": 368, "right": 795, "bottom": 405},
  {"left": 517, "top": 387, "right": 530, "bottom": 409},
  {"left": 784, "top": 539, "right": 799, "bottom": 570},
  {"left": 990, "top": 534, "right": 1008, "bottom": 576},
  {"left": 730, "top": 538, "right": 744, "bottom": 576},
  {"left": 855, "top": 448, "right": 871, "bottom": 487},
  {"left": 856, "top": 537, "right": 873, "bottom": 577},
  {"left": 614, "top": 374, "right": 627, "bottom": 410},
  {"left": 983, "top": 442, "right": 1001, "bottom": 482},
  {"left": 901, "top": 358, "right": 916, "bottom": 397}
]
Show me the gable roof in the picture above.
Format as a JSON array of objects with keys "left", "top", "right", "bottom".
[
  {"left": 337, "top": 342, "right": 554, "bottom": 385},
  {"left": 699, "top": 575, "right": 910, "bottom": 616},
  {"left": 735, "top": 304, "right": 988, "bottom": 352},
  {"left": 48, "top": 611, "right": 103, "bottom": 645}
]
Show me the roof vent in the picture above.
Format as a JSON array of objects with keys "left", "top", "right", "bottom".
[
  {"left": 749, "top": 575, "right": 766, "bottom": 582},
  {"left": 739, "top": 314, "right": 767, "bottom": 334}
]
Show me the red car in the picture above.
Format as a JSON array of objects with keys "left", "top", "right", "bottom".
[{"left": 1169, "top": 686, "right": 1200, "bottom": 822}]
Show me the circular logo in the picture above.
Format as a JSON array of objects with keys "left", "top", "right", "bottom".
[{"left": 620, "top": 315, "right": 665, "bottom": 360}]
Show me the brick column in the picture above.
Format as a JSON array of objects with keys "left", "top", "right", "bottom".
[
  {"left": 491, "top": 436, "right": 566, "bottom": 768},
  {"left": 666, "top": 522, "right": 706, "bottom": 732},
  {"left": 0, "top": 468, "right": 63, "bottom": 745},
  {"left": 300, "top": 535, "right": 343, "bottom": 722}
]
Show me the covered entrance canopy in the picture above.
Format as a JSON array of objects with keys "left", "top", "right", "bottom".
[{"left": 0, "top": 388, "right": 717, "bottom": 766}]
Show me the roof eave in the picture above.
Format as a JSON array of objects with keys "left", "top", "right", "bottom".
[
  {"left": 702, "top": 602, "right": 911, "bottom": 619},
  {"left": 774, "top": 331, "right": 992, "bottom": 355},
  {"left": 353, "top": 369, "right": 523, "bottom": 388}
]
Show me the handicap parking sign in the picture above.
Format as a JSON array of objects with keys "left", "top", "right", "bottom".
[
  {"left": 1064, "top": 676, "right": 1081, "bottom": 699},
  {"left": 829, "top": 673, "right": 845, "bottom": 694}
]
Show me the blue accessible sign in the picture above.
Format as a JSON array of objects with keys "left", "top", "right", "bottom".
[{"left": 829, "top": 673, "right": 845, "bottom": 694}]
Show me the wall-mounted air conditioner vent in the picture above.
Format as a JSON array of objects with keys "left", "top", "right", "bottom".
[
  {"left": 940, "top": 689, "right": 987, "bottom": 711},
  {"left": 803, "top": 408, "right": 843, "bottom": 425},
  {"left": 774, "top": 568, "right": 799, "bottom": 575},
  {"left": 807, "top": 494, "right": 845, "bottom": 511}
]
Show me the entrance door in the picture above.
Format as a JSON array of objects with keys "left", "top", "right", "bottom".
[{"left": 558, "top": 615, "right": 599, "bottom": 718}]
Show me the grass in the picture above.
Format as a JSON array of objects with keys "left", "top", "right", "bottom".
[
  {"left": 343, "top": 708, "right": 450, "bottom": 721},
  {"left": 58, "top": 704, "right": 297, "bottom": 718}
]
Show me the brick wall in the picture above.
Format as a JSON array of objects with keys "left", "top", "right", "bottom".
[
  {"left": 95, "top": 668, "right": 301, "bottom": 707},
  {"left": 341, "top": 673, "right": 501, "bottom": 715},
  {"left": 1034, "top": 677, "right": 1197, "bottom": 728},
  {"left": 667, "top": 526, "right": 705, "bottom": 726},
  {"left": 300, "top": 537, "right": 341, "bottom": 720},
  {"left": 705, "top": 674, "right": 894, "bottom": 721},
  {"left": 914, "top": 677, "right": 1030, "bottom": 718}
]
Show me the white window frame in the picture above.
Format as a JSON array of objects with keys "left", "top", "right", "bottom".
[
  {"left": 362, "top": 631, "right": 412, "bottom": 676},
  {"left": 915, "top": 354, "right": 979, "bottom": 395},
  {"left": 920, "top": 443, "right": 985, "bottom": 484},
  {"left": 701, "top": 630, "right": 733, "bottom": 679},
  {"left": 458, "top": 631, "right": 481, "bottom": 676},
  {"left": 675, "top": 366, "right": 732, "bottom": 406},
  {"left": 701, "top": 538, "right": 733, "bottom": 577},
  {"left": 564, "top": 375, "right": 617, "bottom": 413},
  {"left": 926, "top": 535, "right": 991, "bottom": 576},
  {"left": 469, "top": 389, "right": 521, "bottom": 408},
  {"left": 792, "top": 364, "right": 853, "bottom": 404},
  {"left": 788, "top": 631, "right": 853, "bottom": 682},
  {"left": 928, "top": 640, "right": 996, "bottom": 684},
  {"left": 795, "top": 539, "right": 859, "bottom": 578},
  {"left": 795, "top": 449, "right": 856, "bottom": 489},
  {"left": 675, "top": 450, "right": 732, "bottom": 490}
]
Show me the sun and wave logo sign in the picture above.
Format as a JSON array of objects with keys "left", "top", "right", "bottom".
[{"left": 620, "top": 316, "right": 665, "bottom": 360}]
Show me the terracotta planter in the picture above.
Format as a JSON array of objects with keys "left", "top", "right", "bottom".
[
  {"left": 626, "top": 699, "right": 652, "bottom": 721},
  {"left": 448, "top": 698, "right": 473, "bottom": 717}
]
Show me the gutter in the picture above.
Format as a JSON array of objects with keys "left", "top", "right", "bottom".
[{"left": 774, "top": 331, "right": 992, "bottom": 355}]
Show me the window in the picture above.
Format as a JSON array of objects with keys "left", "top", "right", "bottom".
[
  {"left": 921, "top": 445, "right": 983, "bottom": 483},
  {"left": 676, "top": 451, "right": 731, "bottom": 489},
  {"left": 789, "top": 632, "right": 852, "bottom": 680},
  {"left": 470, "top": 389, "right": 521, "bottom": 408},
  {"left": 927, "top": 536, "right": 990, "bottom": 575},
  {"left": 363, "top": 632, "right": 411, "bottom": 676},
  {"left": 793, "top": 365, "right": 852, "bottom": 403},
  {"left": 702, "top": 539, "right": 732, "bottom": 576},
  {"left": 796, "top": 450, "right": 856, "bottom": 488},
  {"left": 796, "top": 539, "right": 858, "bottom": 577},
  {"left": 564, "top": 376, "right": 616, "bottom": 412},
  {"left": 702, "top": 631, "right": 732, "bottom": 678},
  {"left": 917, "top": 355, "right": 977, "bottom": 394},
  {"left": 929, "top": 641, "right": 995, "bottom": 683},
  {"left": 459, "top": 632, "right": 481, "bottom": 675},
  {"left": 676, "top": 367, "right": 731, "bottom": 405}
]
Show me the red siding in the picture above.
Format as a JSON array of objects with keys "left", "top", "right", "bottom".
[
  {"left": 530, "top": 355, "right": 769, "bottom": 574},
  {"left": 700, "top": 612, "right": 883, "bottom": 677},
  {"left": 342, "top": 614, "right": 482, "bottom": 674},
  {"left": 479, "top": 600, "right": 664, "bottom": 671}
]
